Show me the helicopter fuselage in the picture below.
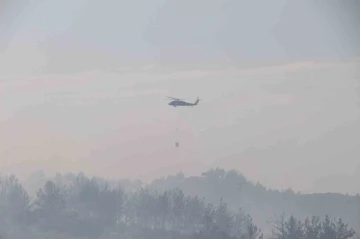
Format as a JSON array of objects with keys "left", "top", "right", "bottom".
[
  {"left": 167, "top": 97, "right": 200, "bottom": 107},
  {"left": 169, "top": 100, "right": 199, "bottom": 107},
  {"left": 169, "top": 101, "right": 192, "bottom": 107}
]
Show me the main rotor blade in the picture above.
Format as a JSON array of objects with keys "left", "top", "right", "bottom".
[{"left": 167, "top": 96, "right": 183, "bottom": 100}]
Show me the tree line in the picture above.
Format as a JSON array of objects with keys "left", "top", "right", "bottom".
[
  {"left": 150, "top": 168, "right": 360, "bottom": 235},
  {"left": 0, "top": 173, "right": 357, "bottom": 239}
]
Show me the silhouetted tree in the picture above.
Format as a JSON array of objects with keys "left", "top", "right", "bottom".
[
  {"left": 271, "top": 214, "right": 356, "bottom": 239},
  {"left": 242, "top": 215, "right": 264, "bottom": 239},
  {"left": 33, "top": 180, "right": 67, "bottom": 233},
  {"left": 303, "top": 216, "right": 322, "bottom": 239},
  {"left": 170, "top": 188, "right": 186, "bottom": 231},
  {"left": 0, "top": 175, "right": 31, "bottom": 226},
  {"left": 331, "top": 217, "right": 355, "bottom": 239},
  {"left": 270, "top": 213, "right": 287, "bottom": 239},
  {"left": 285, "top": 216, "right": 304, "bottom": 239},
  {"left": 213, "top": 198, "right": 234, "bottom": 234}
]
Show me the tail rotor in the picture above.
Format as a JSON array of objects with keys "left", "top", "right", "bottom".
[{"left": 194, "top": 96, "right": 201, "bottom": 105}]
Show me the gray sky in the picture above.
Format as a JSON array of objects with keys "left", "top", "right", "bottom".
[{"left": 1, "top": 0, "right": 360, "bottom": 193}]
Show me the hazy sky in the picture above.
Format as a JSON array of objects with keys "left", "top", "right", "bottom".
[{"left": 1, "top": 0, "right": 360, "bottom": 193}]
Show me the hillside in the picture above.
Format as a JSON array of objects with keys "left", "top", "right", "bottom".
[
  {"left": 149, "top": 168, "right": 360, "bottom": 234},
  {"left": 20, "top": 167, "right": 360, "bottom": 235},
  {"left": 1, "top": 170, "right": 357, "bottom": 238},
  {"left": 16, "top": 168, "right": 359, "bottom": 237}
]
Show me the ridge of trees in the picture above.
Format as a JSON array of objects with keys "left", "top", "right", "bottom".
[
  {"left": 148, "top": 168, "right": 360, "bottom": 234},
  {"left": 1, "top": 171, "right": 358, "bottom": 239}
]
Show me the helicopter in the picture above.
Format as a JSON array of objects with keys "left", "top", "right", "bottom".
[{"left": 167, "top": 96, "right": 200, "bottom": 107}]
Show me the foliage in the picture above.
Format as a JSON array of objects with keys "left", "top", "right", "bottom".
[
  {"left": 270, "top": 214, "right": 356, "bottom": 239},
  {"left": 0, "top": 171, "right": 357, "bottom": 239},
  {"left": 150, "top": 168, "right": 360, "bottom": 234}
]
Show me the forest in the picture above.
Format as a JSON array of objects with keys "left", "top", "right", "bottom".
[{"left": 0, "top": 169, "right": 359, "bottom": 239}]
